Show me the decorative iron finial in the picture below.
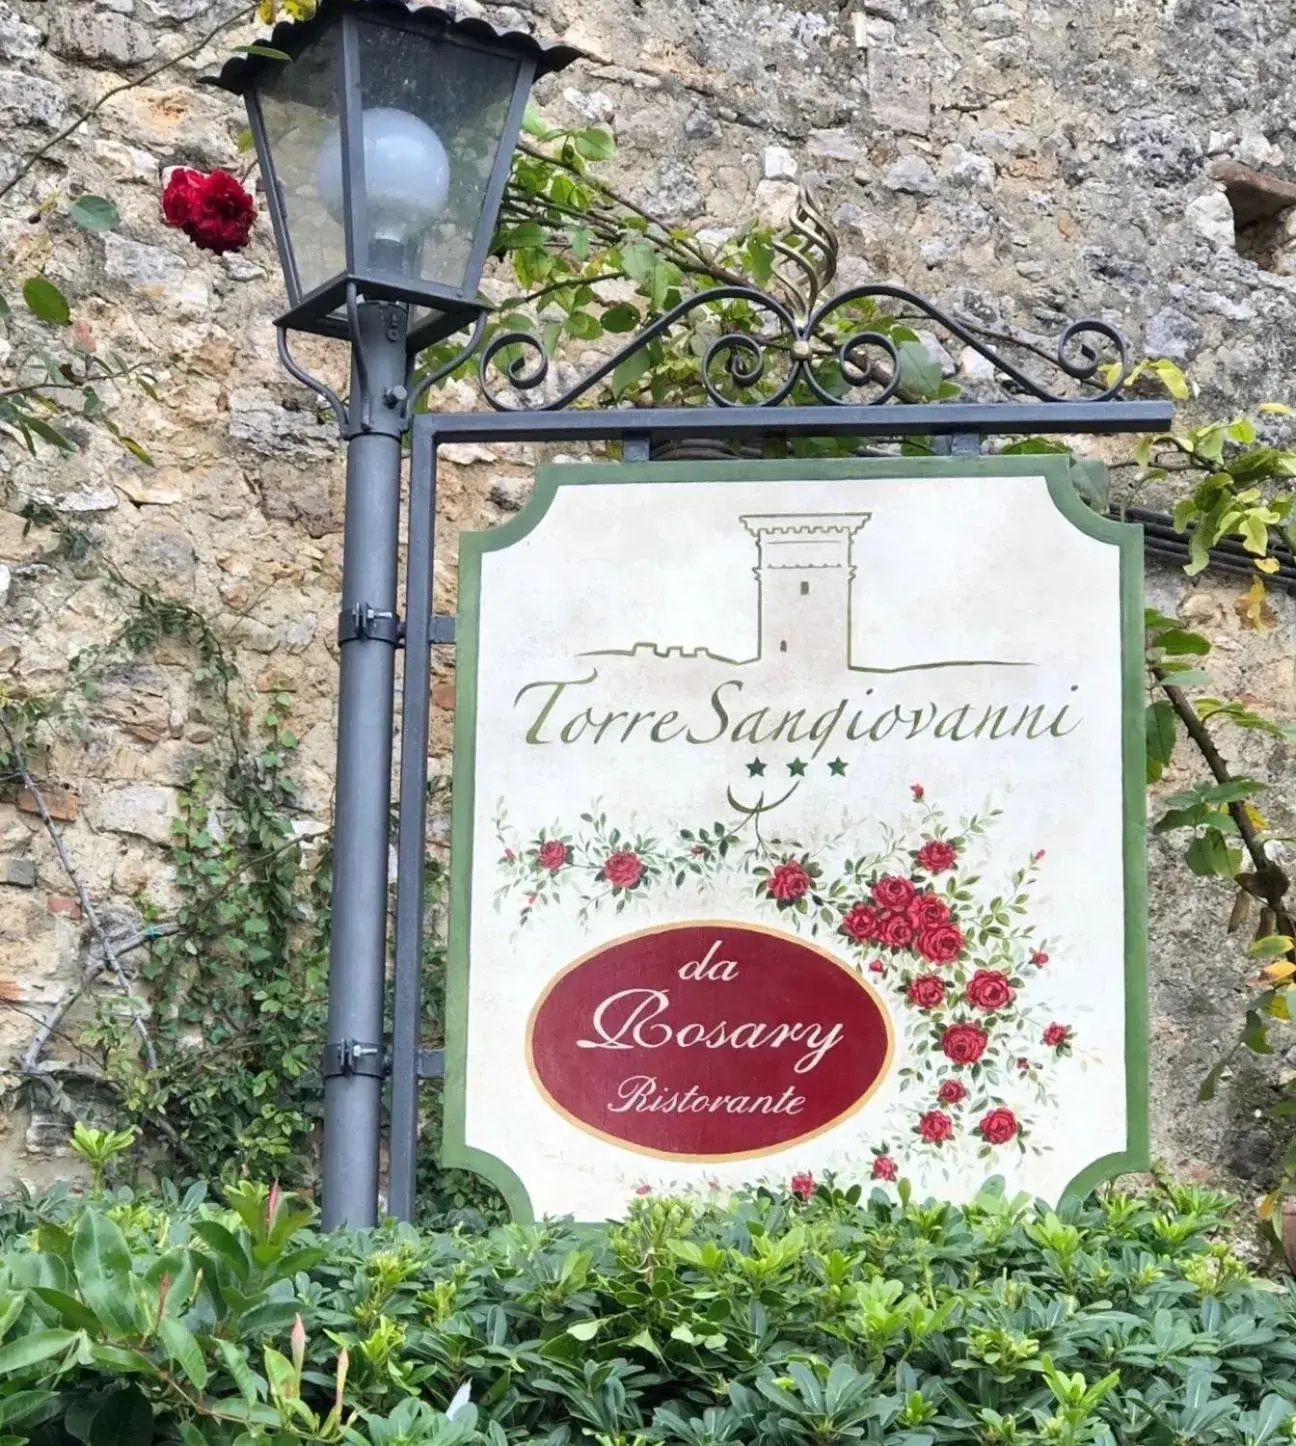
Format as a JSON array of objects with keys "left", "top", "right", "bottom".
[{"left": 770, "top": 181, "right": 840, "bottom": 319}]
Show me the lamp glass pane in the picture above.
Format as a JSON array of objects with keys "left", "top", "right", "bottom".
[
  {"left": 257, "top": 23, "right": 346, "bottom": 299},
  {"left": 355, "top": 21, "right": 520, "bottom": 293}
]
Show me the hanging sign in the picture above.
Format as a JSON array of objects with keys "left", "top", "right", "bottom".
[{"left": 444, "top": 458, "right": 1146, "bottom": 1222}]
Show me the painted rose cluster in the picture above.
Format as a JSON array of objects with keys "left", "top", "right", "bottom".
[{"left": 494, "top": 788, "right": 1075, "bottom": 1180}]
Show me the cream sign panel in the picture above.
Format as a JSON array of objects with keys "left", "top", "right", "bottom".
[{"left": 444, "top": 458, "right": 1147, "bottom": 1222}]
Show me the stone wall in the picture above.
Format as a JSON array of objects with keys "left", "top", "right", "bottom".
[{"left": 0, "top": 0, "right": 1294, "bottom": 1196}]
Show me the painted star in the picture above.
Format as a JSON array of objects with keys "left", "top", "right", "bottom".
[
  {"left": 827, "top": 757, "right": 848, "bottom": 776},
  {"left": 788, "top": 758, "right": 807, "bottom": 776},
  {"left": 746, "top": 757, "right": 766, "bottom": 777}
]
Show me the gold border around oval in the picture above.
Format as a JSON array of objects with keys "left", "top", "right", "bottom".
[{"left": 522, "top": 917, "right": 896, "bottom": 1164}]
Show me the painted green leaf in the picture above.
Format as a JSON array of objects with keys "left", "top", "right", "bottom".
[
  {"left": 1145, "top": 701, "right": 1176, "bottom": 783},
  {"left": 69, "top": 195, "right": 119, "bottom": 231},
  {"left": 21, "top": 277, "right": 71, "bottom": 326}
]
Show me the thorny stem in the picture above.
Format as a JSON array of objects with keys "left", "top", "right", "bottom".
[
  {"left": 0, "top": 712, "right": 158, "bottom": 1069},
  {"left": 0, "top": 4, "right": 257, "bottom": 203},
  {"left": 1155, "top": 672, "right": 1296, "bottom": 947}
]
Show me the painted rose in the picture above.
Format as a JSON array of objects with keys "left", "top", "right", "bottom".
[
  {"left": 768, "top": 860, "right": 813, "bottom": 902},
  {"left": 634, "top": 1184, "right": 653, "bottom": 1196},
  {"left": 1043, "top": 1022, "right": 1072, "bottom": 1048},
  {"left": 790, "top": 1171, "right": 815, "bottom": 1199},
  {"left": 911, "top": 783, "right": 925, "bottom": 801},
  {"left": 917, "top": 923, "right": 965, "bottom": 965},
  {"left": 1031, "top": 949, "right": 1050, "bottom": 966},
  {"left": 537, "top": 839, "right": 569, "bottom": 873},
  {"left": 909, "top": 892, "right": 952, "bottom": 929},
  {"left": 918, "top": 1109, "right": 953, "bottom": 1143},
  {"left": 872, "top": 875, "right": 917, "bottom": 911},
  {"left": 907, "top": 974, "right": 947, "bottom": 1009},
  {"left": 937, "top": 1079, "right": 966, "bottom": 1105},
  {"left": 603, "top": 850, "right": 644, "bottom": 890},
  {"left": 871, "top": 1153, "right": 898, "bottom": 1181},
  {"left": 966, "top": 969, "right": 1015, "bottom": 1012},
  {"left": 868, "top": 959, "right": 885, "bottom": 974},
  {"left": 841, "top": 902, "right": 882, "bottom": 943},
  {"left": 979, "top": 1108, "right": 1019, "bottom": 1145},
  {"left": 879, "top": 911, "right": 917, "bottom": 949},
  {"left": 941, "top": 1022, "right": 989, "bottom": 1066},
  {"left": 162, "top": 167, "right": 255, "bottom": 253},
  {"left": 915, "top": 839, "right": 958, "bottom": 873}
]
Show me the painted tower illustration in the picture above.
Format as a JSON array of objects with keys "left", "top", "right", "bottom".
[{"left": 740, "top": 513, "right": 870, "bottom": 662}]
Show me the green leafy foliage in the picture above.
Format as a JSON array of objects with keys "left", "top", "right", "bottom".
[
  {"left": 68, "top": 196, "right": 119, "bottom": 232},
  {"left": 0, "top": 1177, "right": 1290, "bottom": 1445}
]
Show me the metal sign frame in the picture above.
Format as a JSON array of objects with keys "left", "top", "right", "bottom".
[{"left": 385, "top": 378, "right": 1172, "bottom": 1220}]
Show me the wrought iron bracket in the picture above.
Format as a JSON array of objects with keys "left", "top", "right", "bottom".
[
  {"left": 338, "top": 604, "right": 404, "bottom": 647},
  {"left": 417, "top": 1048, "right": 445, "bottom": 1079},
  {"left": 429, "top": 615, "right": 456, "bottom": 645},
  {"left": 322, "top": 1040, "right": 385, "bottom": 1080}
]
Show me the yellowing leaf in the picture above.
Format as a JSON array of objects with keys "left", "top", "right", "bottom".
[
  {"left": 256, "top": 0, "right": 275, "bottom": 22},
  {"left": 1256, "top": 556, "right": 1281, "bottom": 574},
  {"left": 1259, "top": 402, "right": 1293, "bottom": 415},
  {"left": 1260, "top": 961, "right": 1296, "bottom": 984},
  {"left": 1259, "top": 1188, "right": 1280, "bottom": 1221},
  {"left": 1244, "top": 802, "right": 1268, "bottom": 832},
  {"left": 1235, "top": 576, "right": 1277, "bottom": 630}
]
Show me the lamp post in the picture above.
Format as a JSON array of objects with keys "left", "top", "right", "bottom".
[{"left": 211, "top": 0, "right": 577, "bottom": 1229}]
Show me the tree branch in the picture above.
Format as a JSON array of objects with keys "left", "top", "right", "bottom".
[
  {"left": 0, "top": 712, "right": 158, "bottom": 1069},
  {"left": 0, "top": 4, "right": 256, "bottom": 203}
]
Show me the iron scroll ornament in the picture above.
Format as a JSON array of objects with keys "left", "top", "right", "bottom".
[{"left": 477, "top": 282, "right": 1130, "bottom": 413}]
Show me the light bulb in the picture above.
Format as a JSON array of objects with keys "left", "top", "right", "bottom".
[{"left": 316, "top": 107, "right": 450, "bottom": 246}]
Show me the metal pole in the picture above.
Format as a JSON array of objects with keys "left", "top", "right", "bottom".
[
  {"left": 322, "top": 298, "right": 409, "bottom": 1231},
  {"left": 387, "top": 427, "right": 436, "bottom": 1221}
]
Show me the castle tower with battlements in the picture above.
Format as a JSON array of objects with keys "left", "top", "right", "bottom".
[{"left": 740, "top": 513, "right": 871, "bottom": 668}]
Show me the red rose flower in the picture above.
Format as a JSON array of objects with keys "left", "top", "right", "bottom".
[
  {"left": 917, "top": 923, "right": 965, "bottom": 965},
  {"left": 537, "top": 839, "right": 569, "bottom": 873},
  {"left": 841, "top": 902, "right": 882, "bottom": 943},
  {"left": 162, "top": 167, "right": 255, "bottom": 253},
  {"left": 966, "top": 969, "right": 1015, "bottom": 1012},
  {"left": 635, "top": 1184, "right": 652, "bottom": 1195},
  {"left": 768, "top": 860, "right": 812, "bottom": 902},
  {"left": 868, "top": 959, "right": 885, "bottom": 974},
  {"left": 603, "top": 850, "right": 644, "bottom": 890},
  {"left": 790, "top": 1171, "right": 814, "bottom": 1199},
  {"left": 918, "top": 1110, "right": 953, "bottom": 1143},
  {"left": 979, "top": 1108, "right": 1018, "bottom": 1145},
  {"left": 871, "top": 1154, "right": 898, "bottom": 1181},
  {"left": 911, "top": 783, "right": 925, "bottom": 801},
  {"left": 879, "top": 911, "right": 916, "bottom": 949},
  {"left": 1031, "top": 949, "right": 1050, "bottom": 966},
  {"left": 503, "top": 849, "right": 516, "bottom": 862},
  {"left": 908, "top": 892, "right": 952, "bottom": 929},
  {"left": 937, "top": 1079, "right": 966, "bottom": 1105},
  {"left": 1017, "top": 1057, "right": 1030, "bottom": 1071},
  {"left": 916, "top": 839, "right": 958, "bottom": 873},
  {"left": 941, "top": 1023, "right": 989, "bottom": 1065},
  {"left": 907, "top": 974, "right": 946, "bottom": 1009},
  {"left": 873, "top": 875, "right": 917, "bottom": 911},
  {"left": 1033, "top": 849, "right": 1046, "bottom": 862},
  {"left": 1043, "top": 1023, "right": 1072, "bottom": 1048}
]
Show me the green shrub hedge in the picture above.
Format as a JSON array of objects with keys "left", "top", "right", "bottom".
[{"left": 0, "top": 1176, "right": 1292, "bottom": 1443}]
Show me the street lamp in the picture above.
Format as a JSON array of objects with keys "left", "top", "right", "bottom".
[{"left": 210, "top": 0, "right": 577, "bottom": 1230}]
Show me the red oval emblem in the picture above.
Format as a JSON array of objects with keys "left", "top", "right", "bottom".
[{"left": 527, "top": 922, "right": 893, "bottom": 1160}]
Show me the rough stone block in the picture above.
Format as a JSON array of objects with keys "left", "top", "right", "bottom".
[
  {"left": 490, "top": 476, "right": 531, "bottom": 512},
  {"left": 24, "top": 1111, "right": 70, "bottom": 1155},
  {"left": 102, "top": 234, "right": 208, "bottom": 314},
  {"left": 0, "top": 69, "right": 65, "bottom": 128},
  {"left": 882, "top": 154, "right": 938, "bottom": 196},
  {"left": 49, "top": 10, "right": 153, "bottom": 65},
  {"left": 1185, "top": 190, "right": 1236, "bottom": 247},
  {"left": 45, "top": 895, "right": 81, "bottom": 920},
  {"left": 867, "top": 47, "right": 931, "bottom": 136},
  {"left": 0, "top": 858, "right": 35, "bottom": 888},
  {"left": 0, "top": 2, "right": 42, "bottom": 61},
  {"left": 227, "top": 390, "right": 340, "bottom": 461},
  {"left": 16, "top": 788, "right": 78, "bottom": 823},
  {"left": 88, "top": 783, "right": 178, "bottom": 843}
]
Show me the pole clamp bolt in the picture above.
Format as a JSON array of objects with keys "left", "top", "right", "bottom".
[
  {"left": 338, "top": 604, "right": 404, "bottom": 647},
  {"left": 322, "top": 1040, "right": 387, "bottom": 1080}
]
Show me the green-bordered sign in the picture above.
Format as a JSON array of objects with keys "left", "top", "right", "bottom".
[{"left": 445, "top": 457, "right": 1147, "bottom": 1222}]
